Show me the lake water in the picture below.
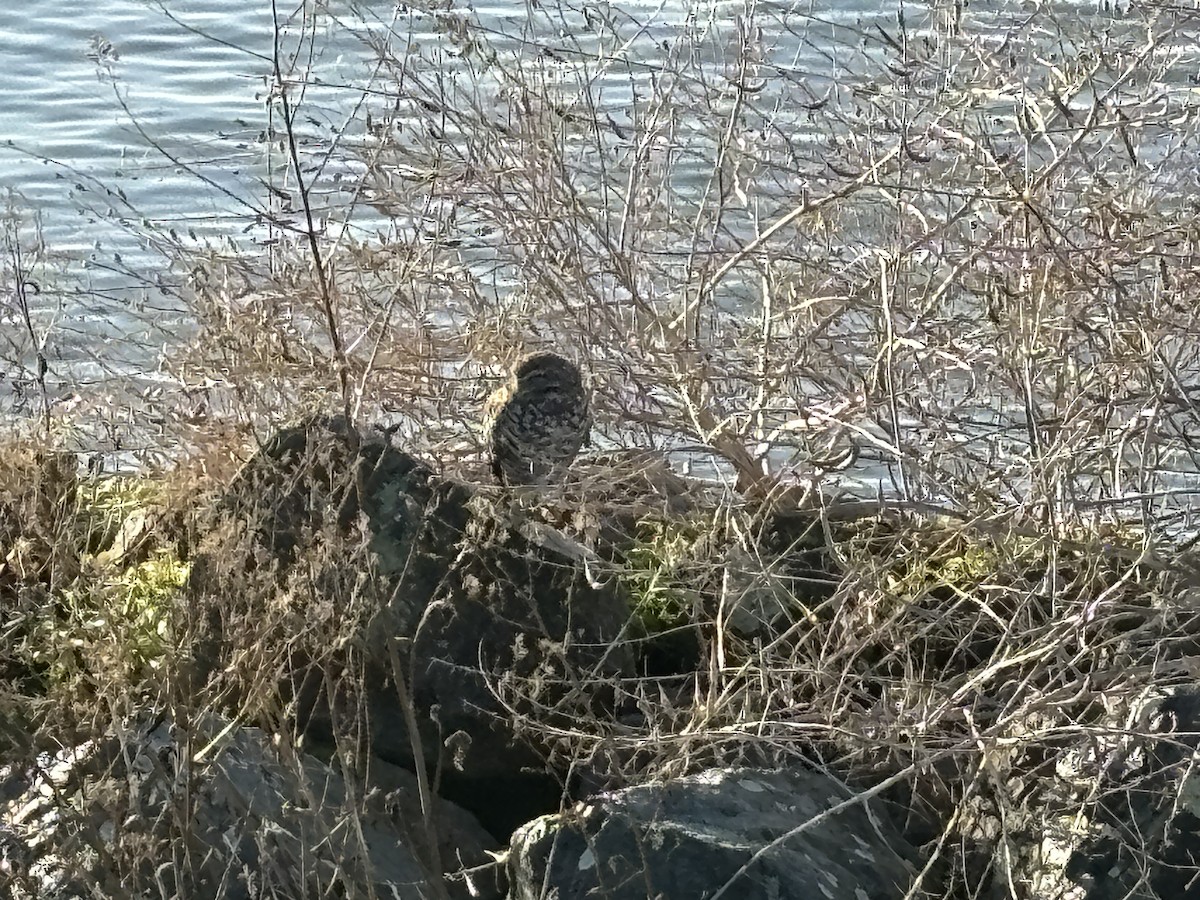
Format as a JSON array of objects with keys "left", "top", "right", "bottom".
[
  {"left": 4, "top": 0, "right": 1198, "bottom": 526},
  {"left": 4, "top": 0, "right": 924, "bottom": 453},
  {"left": 0, "top": 0, "right": 279, "bottom": 456}
]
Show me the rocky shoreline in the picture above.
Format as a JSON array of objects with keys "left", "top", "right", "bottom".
[{"left": 2, "top": 418, "right": 1199, "bottom": 898}]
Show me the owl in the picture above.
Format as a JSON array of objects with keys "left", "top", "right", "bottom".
[{"left": 484, "top": 351, "right": 592, "bottom": 486}]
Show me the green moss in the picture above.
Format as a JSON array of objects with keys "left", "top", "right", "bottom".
[
  {"left": 11, "top": 470, "right": 187, "bottom": 696},
  {"left": 621, "top": 517, "right": 703, "bottom": 632},
  {"left": 843, "top": 518, "right": 1085, "bottom": 609},
  {"left": 26, "top": 548, "right": 189, "bottom": 695},
  {"left": 111, "top": 550, "right": 191, "bottom": 664},
  {"left": 884, "top": 536, "right": 1002, "bottom": 599},
  {"left": 75, "top": 474, "right": 165, "bottom": 555}
]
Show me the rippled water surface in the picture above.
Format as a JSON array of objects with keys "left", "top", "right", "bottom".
[
  {"left": 5, "top": 0, "right": 924, "bottom": 428},
  {"left": 1, "top": 1, "right": 278, "bottom": 413},
  {"left": 1, "top": 0, "right": 1119, "bottom": 350},
  {"left": 2, "top": 0, "right": 1189, "bottom": 511}
]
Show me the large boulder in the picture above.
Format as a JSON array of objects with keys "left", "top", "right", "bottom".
[
  {"left": 1068, "top": 690, "right": 1200, "bottom": 900},
  {"left": 0, "top": 713, "right": 503, "bottom": 900},
  {"left": 187, "top": 416, "right": 636, "bottom": 837},
  {"left": 508, "top": 766, "right": 923, "bottom": 900}
]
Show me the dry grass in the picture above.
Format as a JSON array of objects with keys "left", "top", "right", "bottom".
[{"left": 5, "top": 0, "right": 1200, "bottom": 897}]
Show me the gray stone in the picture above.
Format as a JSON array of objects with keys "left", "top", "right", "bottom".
[
  {"left": 508, "top": 766, "right": 923, "bottom": 900},
  {"left": 0, "top": 713, "right": 504, "bottom": 900},
  {"left": 1068, "top": 690, "right": 1200, "bottom": 900}
]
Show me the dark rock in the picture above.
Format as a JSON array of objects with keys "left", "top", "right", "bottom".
[
  {"left": 1068, "top": 690, "right": 1200, "bottom": 900},
  {"left": 0, "top": 713, "right": 503, "bottom": 900},
  {"left": 189, "top": 416, "right": 636, "bottom": 839},
  {"left": 211, "top": 414, "right": 459, "bottom": 576},
  {"left": 753, "top": 504, "right": 841, "bottom": 606},
  {"left": 508, "top": 766, "right": 922, "bottom": 900}
]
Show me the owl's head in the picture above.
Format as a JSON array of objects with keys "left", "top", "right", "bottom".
[{"left": 514, "top": 351, "right": 585, "bottom": 389}]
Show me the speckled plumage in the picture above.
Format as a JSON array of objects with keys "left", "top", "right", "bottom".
[{"left": 485, "top": 352, "right": 592, "bottom": 486}]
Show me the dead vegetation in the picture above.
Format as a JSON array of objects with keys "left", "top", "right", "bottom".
[{"left": 5, "top": 0, "right": 1200, "bottom": 897}]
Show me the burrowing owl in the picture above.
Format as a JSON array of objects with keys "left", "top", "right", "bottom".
[{"left": 484, "top": 351, "right": 592, "bottom": 486}]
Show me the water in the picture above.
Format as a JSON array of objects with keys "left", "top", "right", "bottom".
[
  {"left": 2, "top": 0, "right": 1199, "bottom": 529},
  {"left": 4, "top": 0, "right": 916, "bottom": 443},
  {"left": 0, "top": 0, "right": 274, "bottom": 437}
]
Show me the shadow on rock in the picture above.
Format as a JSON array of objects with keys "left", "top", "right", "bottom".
[{"left": 1068, "top": 690, "right": 1200, "bottom": 900}]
